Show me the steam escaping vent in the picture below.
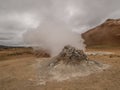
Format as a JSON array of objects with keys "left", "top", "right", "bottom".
[
  {"left": 35, "top": 45, "right": 109, "bottom": 83},
  {"left": 49, "top": 45, "right": 89, "bottom": 66}
]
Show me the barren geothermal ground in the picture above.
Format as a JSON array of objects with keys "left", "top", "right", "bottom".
[{"left": 0, "top": 47, "right": 120, "bottom": 90}]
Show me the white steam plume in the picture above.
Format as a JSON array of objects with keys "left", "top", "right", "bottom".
[
  {"left": 22, "top": 0, "right": 120, "bottom": 56},
  {"left": 23, "top": 19, "right": 85, "bottom": 56}
]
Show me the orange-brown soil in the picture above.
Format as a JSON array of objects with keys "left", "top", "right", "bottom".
[{"left": 0, "top": 47, "right": 120, "bottom": 90}]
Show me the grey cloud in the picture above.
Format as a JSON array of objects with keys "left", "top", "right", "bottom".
[
  {"left": 0, "top": 0, "right": 120, "bottom": 46},
  {"left": 0, "top": 37, "right": 11, "bottom": 40}
]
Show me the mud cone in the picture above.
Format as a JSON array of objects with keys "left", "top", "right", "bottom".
[
  {"left": 36, "top": 45, "right": 109, "bottom": 83},
  {"left": 49, "top": 45, "right": 89, "bottom": 66}
]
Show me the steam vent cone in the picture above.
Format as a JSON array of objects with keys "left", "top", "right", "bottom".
[
  {"left": 36, "top": 45, "right": 109, "bottom": 83},
  {"left": 49, "top": 45, "right": 89, "bottom": 66}
]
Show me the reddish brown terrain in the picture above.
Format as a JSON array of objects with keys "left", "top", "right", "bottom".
[{"left": 82, "top": 19, "right": 120, "bottom": 47}]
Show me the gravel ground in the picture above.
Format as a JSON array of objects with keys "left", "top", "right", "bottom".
[{"left": 0, "top": 49, "right": 120, "bottom": 90}]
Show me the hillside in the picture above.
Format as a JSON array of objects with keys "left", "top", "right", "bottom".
[{"left": 82, "top": 19, "right": 120, "bottom": 47}]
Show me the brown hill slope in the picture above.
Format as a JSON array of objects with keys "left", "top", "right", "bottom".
[{"left": 82, "top": 19, "right": 120, "bottom": 47}]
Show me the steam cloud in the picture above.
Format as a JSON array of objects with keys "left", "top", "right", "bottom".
[
  {"left": 0, "top": 0, "right": 120, "bottom": 54},
  {"left": 23, "top": 20, "right": 85, "bottom": 56}
]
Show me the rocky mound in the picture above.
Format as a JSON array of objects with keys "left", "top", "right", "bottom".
[
  {"left": 82, "top": 19, "right": 120, "bottom": 47},
  {"left": 49, "top": 45, "right": 88, "bottom": 66},
  {"left": 35, "top": 45, "right": 108, "bottom": 84}
]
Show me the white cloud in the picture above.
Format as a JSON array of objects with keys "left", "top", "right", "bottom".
[{"left": 0, "top": 12, "right": 40, "bottom": 45}]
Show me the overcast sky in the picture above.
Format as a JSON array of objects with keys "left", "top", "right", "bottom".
[{"left": 0, "top": 0, "right": 120, "bottom": 46}]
